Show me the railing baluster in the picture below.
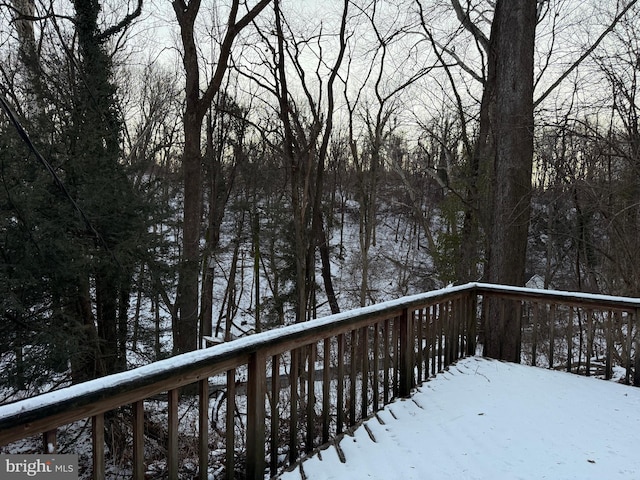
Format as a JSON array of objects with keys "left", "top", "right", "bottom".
[
  {"left": 383, "top": 318, "right": 390, "bottom": 405},
  {"left": 424, "top": 307, "right": 431, "bottom": 378},
  {"left": 447, "top": 299, "right": 458, "bottom": 366},
  {"left": 463, "top": 297, "right": 468, "bottom": 359},
  {"left": 447, "top": 301, "right": 453, "bottom": 366},
  {"left": 372, "top": 322, "right": 380, "bottom": 411},
  {"left": 626, "top": 311, "right": 633, "bottom": 385},
  {"left": 322, "top": 338, "right": 331, "bottom": 444},
  {"left": 532, "top": 303, "right": 538, "bottom": 367},
  {"left": 289, "top": 349, "right": 299, "bottom": 465},
  {"left": 458, "top": 298, "right": 464, "bottom": 360},
  {"left": 92, "top": 413, "right": 104, "bottom": 480},
  {"left": 453, "top": 298, "right": 459, "bottom": 361},
  {"left": 168, "top": 388, "right": 178, "bottom": 480},
  {"left": 349, "top": 329, "right": 357, "bottom": 425},
  {"left": 361, "top": 326, "right": 369, "bottom": 419},
  {"left": 246, "top": 351, "right": 266, "bottom": 479},
  {"left": 634, "top": 308, "right": 640, "bottom": 387},
  {"left": 468, "top": 293, "right": 477, "bottom": 356},
  {"left": 337, "top": 334, "right": 345, "bottom": 434},
  {"left": 451, "top": 300, "right": 457, "bottom": 364},
  {"left": 43, "top": 429, "right": 56, "bottom": 454},
  {"left": 392, "top": 316, "right": 399, "bottom": 398},
  {"left": 450, "top": 300, "right": 456, "bottom": 364},
  {"left": 399, "top": 308, "right": 412, "bottom": 397},
  {"left": 458, "top": 298, "right": 465, "bottom": 360},
  {"left": 437, "top": 303, "right": 443, "bottom": 372},
  {"left": 270, "top": 354, "right": 280, "bottom": 476},
  {"left": 586, "top": 309, "right": 593, "bottom": 376},
  {"left": 198, "top": 379, "right": 209, "bottom": 480},
  {"left": 549, "top": 304, "right": 556, "bottom": 369},
  {"left": 132, "top": 400, "right": 144, "bottom": 480},
  {"left": 417, "top": 309, "right": 424, "bottom": 382},
  {"left": 306, "top": 343, "right": 316, "bottom": 453},
  {"left": 442, "top": 302, "right": 449, "bottom": 367},
  {"left": 576, "top": 307, "right": 584, "bottom": 373},
  {"left": 606, "top": 311, "right": 613, "bottom": 380},
  {"left": 410, "top": 311, "right": 417, "bottom": 379},
  {"left": 226, "top": 369, "right": 236, "bottom": 480},
  {"left": 430, "top": 304, "right": 437, "bottom": 376},
  {"left": 567, "top": 307, "right": 573, "bottom": 373}
]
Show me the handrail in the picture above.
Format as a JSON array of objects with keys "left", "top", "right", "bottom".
[
  {"left": 474, "top": 282, "right": 640, "bottom": 311},
  {"left": 0, "top": 283, "right": 473, "bottom": 440},
  {"left": 0, "top": 282, "right": 638, "bottom": 479}
]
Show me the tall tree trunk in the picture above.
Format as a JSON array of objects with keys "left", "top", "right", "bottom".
[
  {"left": 173, "top": 1, "right": 202, "bottom": 354},
  {"left": 483, "top": 0, "right": 536, "bottom": 362},
  {"left": 172, "top": 0, "right": 271, "bottom": 350},
  {"left": 175, "top": 113, "right": 202, "bottom": 354},
  {"left": 72, "top": 0, "right": 141, "bottom": 377}
]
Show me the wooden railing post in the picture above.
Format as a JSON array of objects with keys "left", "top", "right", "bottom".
[
  {"left": 361, "top": 326, "right": 369, "bottom": 419},
  {"left": 42, "top": 429, "right": 56, "bottom": 454},
  {"left": 337, "top": 334, "right": 345, "bottom": 434},
  {"left": 586, "top": 309, "right": 593, "bottom": 376},
  {"left": 469, "top": 291, "right": 478, "bottom": 356},
  {"left": 198, "top": 379, "right": 209, "bottom": 480},
  {"left": 626, "top": 311, "right": 633, "bottom": 385},
  {"left": 306, "top": 343, "right": 316, "bottom": 453},
  {"left": 322, "top": 339, "right": 331, "bottom": 444},
  {"left": 246, "top": 351, "right": 266, "bottom": 480},
  {"left": 349, "top": 330, "right": 357, "bottom": 425},
  {"left": 270, "top": 355, "right": 280, "bottom": 476},
  {"left": 399, "top": 307, "right": 413, "bottom": 397},
  {"left": 605, "top": 311, "right": 613, "bottom": 380},
  {"left": 549, "top": 304, "right": 556, "bottom": 369},
  {"left": 372, "top": 323, "right": 380, "bottom": 411},
  {"left": 634, "top": 308, "right": 640, "bottom": 387},
  {"left": 531, "top": 303, "right": 538, "bottom": 367},
  {"left": 567, "top": 307, "right": 573, "bottom": 373},
  {"left": 226, "top": 369, "right": 236, "bottom": 479},
  {"left": 132, "top": 400, "right": 145, "bottom": 480},
  {"left": 382, "top": 320, "right": 390, "bottom": 405},
  {"left": 168, "top": 389, "right": 179, "bottom": 480},
  {"left": 92, "top": 413, "right": 104, "bottom": 480}
]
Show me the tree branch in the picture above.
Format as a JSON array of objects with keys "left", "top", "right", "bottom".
[
  {"left": 199, "top": 0, "right": 272, "bottom": 115},
  {"left": 450, "top": 0, "right": 489, "bottom": 52},
  {"left": 98, "top": 0, "right": 144, "bottom": 41},
  {"left": 534, "top": 0, "right": 639, "bottom": 108}
]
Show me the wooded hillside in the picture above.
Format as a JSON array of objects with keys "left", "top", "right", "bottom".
[{"left": 1, "top": 0, "right": 639, "bottom": 397}]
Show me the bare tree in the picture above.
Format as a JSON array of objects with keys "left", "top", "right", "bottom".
[
  {"left": 172, "top": 0, "right": 271, "bottom": 353},
  {"left": 345, "top": 0, "right": 434, "bottom": 306},
  {"left": 237, "top": 0, "right": 349, "bottom": 322}
]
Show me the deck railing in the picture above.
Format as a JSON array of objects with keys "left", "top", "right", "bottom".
[
  {"left": 476, "top": 283, "right": 640, "bottom": 383},
  {"left": 1, "top": 282, "right": 639, "bottom": 479}
]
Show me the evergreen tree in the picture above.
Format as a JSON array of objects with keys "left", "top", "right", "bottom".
[{"left": 0, "top": 0, "right": 147, "bottom": 392}]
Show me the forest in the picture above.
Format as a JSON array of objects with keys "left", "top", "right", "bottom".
[{"left": 1, "top": 0, "right": 639, "bottom": 401}]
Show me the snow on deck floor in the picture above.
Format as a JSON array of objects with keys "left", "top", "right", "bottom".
[{"left": 279, "top": 356, "right": 640, "bottom": 480}]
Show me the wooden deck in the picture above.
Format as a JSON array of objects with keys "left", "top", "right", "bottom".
[
  {"left": 280, "top": 357, "right": 640, "bottom": 480},
  {"left": 2, "top": 283, "right": 640, "bottom": 479}
]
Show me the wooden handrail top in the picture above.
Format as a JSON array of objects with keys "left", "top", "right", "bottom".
[{"left": 473, "top": 282, "right": 640, "bottom": 311}]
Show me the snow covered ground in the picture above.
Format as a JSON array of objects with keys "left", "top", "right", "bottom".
[{"left": 280, "top": 357, "right": 640, "bottom": 480}]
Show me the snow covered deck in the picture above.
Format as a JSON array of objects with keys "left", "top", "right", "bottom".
[{"left": 280, "top": 357, "right": 640, "bottom": 480}]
